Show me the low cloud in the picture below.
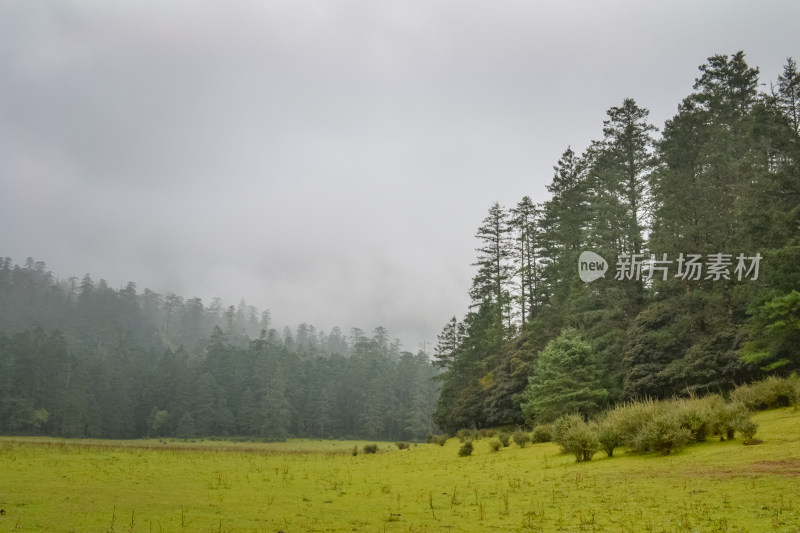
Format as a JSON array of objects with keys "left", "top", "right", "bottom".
[{"left": 1, "top": 0, "right": 797, "bottom": 347}]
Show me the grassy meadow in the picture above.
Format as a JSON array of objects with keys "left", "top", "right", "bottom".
[{"left": 1, "top": 409, "right": 800, "bottom": 532}]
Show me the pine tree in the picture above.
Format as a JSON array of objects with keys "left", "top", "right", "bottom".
[
  {"left": 520, "top": 329, "right": 609, "bottom": 423},
  {"left": 509, "top": 196, "right": 543, "bottom": 324},
  {"left": 629, "top": 52, "right": 766, "bottom": 398},
  {"left": 776, "top": 57, "right": 800, "bottom": 136},
  {"left": 593, "top": 98, "right": 656, "bottom": 256},
  {"left": 432, "top": 302, "right": 500, "bottom": 433},
  {"left": 539, "top": 147, "right": 591, "bottom": 305},
  {"left": 470, "top": 202, "right": 514, "bottom": 332},
  {"left": 653, "top": 51, "right": 761, "bottom": 254},
  {"left": 433, "top": 316, "right": 464, "bottom": 370}
]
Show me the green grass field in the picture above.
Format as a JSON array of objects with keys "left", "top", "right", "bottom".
[{"left": 1, "top": 409, "right": 799, "bottom": 532}]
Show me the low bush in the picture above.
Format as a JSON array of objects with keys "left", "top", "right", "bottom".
[
  {"left": 362, "top": 444, "right": 378, "bottom": 454},
  {"left": 512, "top": 429, "right": 531, "bottom": 448},
  {"left": 676, "top": 398, "right": 711, "bottom": 442},
  {"left": 488, "top": 439, "right": 502, "bottom": 452},
  {"left": 673, "top": 395, "right": 755, "bottom": 443},
  {"left": 497, "top": 432, "right": 510, "bottom": 447},
  {"left": 736, "top": 418, "right": 759, "bottom": 440},
  {"left": 710, "top": 400, "right": 749, "bottom": 440},
  {"left": 794, "top": 376, "right": 800, "bottom": 406},
  {"left": 730, "top": 375, "right": 799, "bottom": 410},
  {"left": 631, "top": 412, "right": 692, "bottom": 455},
  {"left": 458, "top": 441, "right": 473, "bottom": 457},
  {"left": 552, "top": 414, "right": 599, "bottom": 462},
  {"left": 594, "top": 416, "right": 622, "bottom": 457},
  {"left": 552, "top": 414, "right": 583, "bottom": 443},
  {"left": 531, "top": 424, "right": 552, "bottom": 443},
  {"left": 457, "top": 428, "right": 478, "bottom": 442},
  {"left": 430, "top": 434, "right": 448, "bottom": 446},
  {"left": 602, "top": 399, "right": 665, "bottom": 450},
  {"left": 395, "top": 442, "right": 410, "bottom": 450}
]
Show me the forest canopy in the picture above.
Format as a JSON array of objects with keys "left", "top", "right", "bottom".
[
  {"left": 433, "top": 52, "right": 800, "bottom": 433},
  {"left": 0, "top": 258, "right": 439, "bottom": 440}
]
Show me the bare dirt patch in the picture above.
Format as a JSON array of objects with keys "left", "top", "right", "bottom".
[
  {"left": 682, "top": 459, "right": 800, "bottom": 479},
  {"left": 748, "top": 459, "right": 800, "bottom": 476}
]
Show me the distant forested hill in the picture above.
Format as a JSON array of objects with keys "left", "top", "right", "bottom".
[
  {"left": 433, "top": 52, "right": 800, "bottom": 432},
  {"left": 4, "top": 52, "right": 798, "bottom": 441},
  {"left": 0, "top": 257, "right": 439, "bottom": 440}
]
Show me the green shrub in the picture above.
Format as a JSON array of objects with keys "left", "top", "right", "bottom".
[
  {"left": 675, "top": 396, "right": 716, "bottom": 443},
  {"left": 539, "top": 393, "right": 772, "bottom": 458},
  {"left": 512, "top": 429, "right": 531, "bottom": 448},
  {"left": 457, "top": 428, "right": 478, "bottom": 442},
  {"left": 551, "top": 414, "right": 583, "bottom": 444},
  {"left": 497, "top": 432, "right": 510, "bottom": 447},
  {"left": 710, "top": 401, "right": 749, "bottom": 440},
  {"left": 594, "top": 416, "right": 622, "bottom": 457},
  {"left": 792, "top": 376, "right": 800, "bottom": 407},
  {"left": 395, "top": 442, "right": 410, "bottom": 450},
  {"left": 430, "top": 434, "right": 448, "bottom": 446},
  {"left": 631, "top": 412, "right": 692, "bottom": 455},
  {"left": 458, "top": 441, "right": 474, "bottom": 457},
  {"left": 351, "top": 445, "right": 358, "bottom": 456},
  {"left": 730, "top": 375, "right": 799, "bottom": 410},
  {"left": 729, "top": 382, "right": 761, "bottom": 410},
  {"left": 603, "top": 399, "right": 665, "bottom": 449},
  {"left": 362, "top": 444, "right": 378, "bottom": 454},
  {"left": 488, "top": 439, "right": 502, "bottom": 452},
  {"left": 552, "top": 414, "right": 599, "bottom": 462},
  {"left": 736, "top": 418, "right": 759, "bottom": 440},
  {"left": 531, "top": 424, "right": 552, "bottom": 443},
  {"left": 479, "top": 428, "right": 495, "bottom": 438}
]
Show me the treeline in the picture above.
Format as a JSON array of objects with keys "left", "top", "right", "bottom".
[
  {"left": 433, "top": 52, "right": 800, "bottom": 432},
  {"left": 0, "top": 258, "right": 439, "bottom": 440}
]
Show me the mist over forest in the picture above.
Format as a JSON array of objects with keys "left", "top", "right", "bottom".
[
  {"left": 1, "top": 52, "right": 799, "bottom": 442},
  {"left": 0, "top": 256, "right": 439, "bottom": 440}
]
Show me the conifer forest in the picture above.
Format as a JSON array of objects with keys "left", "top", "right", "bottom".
[{"left": 2, "top": 52, "right": 799, "bottom": 440}]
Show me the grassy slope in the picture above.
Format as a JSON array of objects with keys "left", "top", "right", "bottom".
[{"left": 0, "top": 409, "right": 798, "bottom": 532}]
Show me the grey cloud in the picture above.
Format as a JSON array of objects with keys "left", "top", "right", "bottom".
[{"left": 1, "top": 0, "right": 798, "bottom": 346}]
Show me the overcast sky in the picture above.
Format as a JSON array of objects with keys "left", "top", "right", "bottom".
[{"left": 1, "top": 0, "right": 798, "bottom": 349}]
